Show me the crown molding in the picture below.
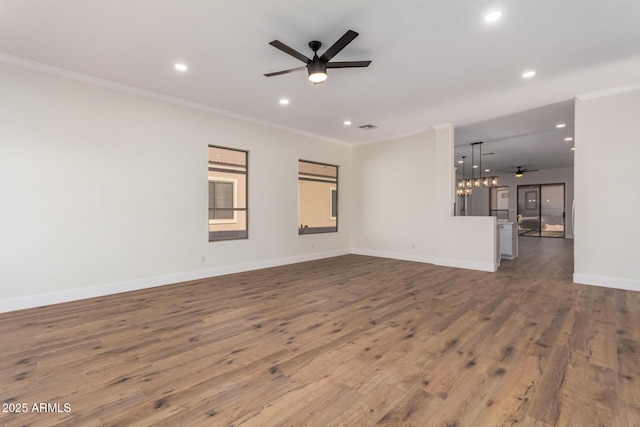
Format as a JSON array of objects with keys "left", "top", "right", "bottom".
[
  {"left": 576, "top": 81, "right": 640, "bottom": 101},
  {"left": 0, "top": 52, "right": 351, "bottom": 147},
  {"left": 351, "top": 127, "right": 435, "bottom": 147},
  {"left": 432, "top": 123, "right": 452, "bottom": 130}
]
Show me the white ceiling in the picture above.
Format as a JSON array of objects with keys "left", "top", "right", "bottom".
[
  {"left": 1, "top": 0, "right": 639, "bottom": 149},
  {"left": 455, "top": 99, "right": 576, "bottom": 177}
]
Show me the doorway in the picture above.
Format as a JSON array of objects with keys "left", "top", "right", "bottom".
[
  {"left": 517, "top": 183, "right": 565, "bottom": 237},
  {"left": 490, "top": 186, "right": 510, "bottom": 222}
]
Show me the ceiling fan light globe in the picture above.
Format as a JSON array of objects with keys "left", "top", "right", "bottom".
[{"left": 309, "top": 72, "right": 327, "bottom": 83}]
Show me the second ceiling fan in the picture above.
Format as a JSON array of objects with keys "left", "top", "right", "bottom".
[
  {"left": 264, "top": 29, "right": 371, "bottom": 84},
  {"left": 504, "top": 166, "right": 539, "bottom": 177}
]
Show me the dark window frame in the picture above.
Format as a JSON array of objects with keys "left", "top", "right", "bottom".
[
  {"left": 208, "top": 145, "right": 248, "bottom": 242},
  {"left": 298, "top": 159, "right": 339, "bottom": 235}
]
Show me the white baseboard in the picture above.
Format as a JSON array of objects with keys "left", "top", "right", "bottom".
[
  {"left": 573, "top": 273, "right": 640, "bottom": 292},
  {"left": 350, "top": 248, "right": 435, "bottom": 264},
  {"left": 350, "top": 249, "right": 497, "bottom": 272},
  {"left": 435, "top": 257, "right": 498, "bottom": 273},
  {"left": 0, "top": 249, "right": 350, "bottom": 314}
]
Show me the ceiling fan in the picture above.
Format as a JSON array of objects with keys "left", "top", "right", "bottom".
[
  {"left": 503, "top": 166, "right": 539, "bottom": 177},
  {"left": 264, "top": 29, "right": 371, "bottom": 84}
]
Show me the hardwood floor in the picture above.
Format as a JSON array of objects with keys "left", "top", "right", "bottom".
[{"left": 1, "top": 237, "right": 639, "bottom": 426}]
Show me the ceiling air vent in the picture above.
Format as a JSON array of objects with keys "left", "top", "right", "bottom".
[{"left": 359, "top": 124, "right": 377, "bottom": 130}]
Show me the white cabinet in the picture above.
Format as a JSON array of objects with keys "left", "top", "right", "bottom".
[{"left": 499, "top": 222, "right": 518, "bottom": 259}]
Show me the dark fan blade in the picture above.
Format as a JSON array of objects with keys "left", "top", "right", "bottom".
[
  {"left": 327, "top": 60, "right": 371, "bottom": 68},
  {"left": 269, "top": 40, "right": 310, "bottom": 63},
  {"left": 319, "top": 30, "right": 359, "bottom": 62},
  {"left": 263, "top": 66, "right": 306, "bottom": 77}
]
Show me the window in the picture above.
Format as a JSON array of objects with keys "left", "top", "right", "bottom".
[
  {"left": 330, "top": 188, "right": 337, "bottom": 220},
  {"left": 209, "top": 180, "right": 235, "bottom": 222},
  {"left": 298, "top": 160, "right": 338, "bottom": 234},
  {"left": 208, "top": 146, "right": 247, "bottom": 241}
]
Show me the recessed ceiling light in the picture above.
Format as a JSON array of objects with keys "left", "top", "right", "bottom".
[
  {"left": 279, "top": 98, "right": 289, "bottom": 105},
  {"left": 556, "top": 123, "right": 566, "bottom": 128},
  {"left": 522, "top": 70, "right": 536, "bottom": 79},
  {"left": 473, "top": 165, "right": 478, "bottom": 169},
  {"left": 564, "top": 137, "right": 573, "bottom": 141},
  {"left": 485, "top": 169, "right": 491, "bottom": 172},
  {"left": 174, "top": 63, "right": 188, "bottom": 72},
  {"left": 484, "top": 10, "right": 503, "bottom": 23},
  {"left": 457, "top": 160, "right": 464, "bottom": 164},
  {"left": 571, "top": 147, "right": 575, "bottom": 151},
  {"left": 343, "top": 120, "right": 352, "bottom": 126}
]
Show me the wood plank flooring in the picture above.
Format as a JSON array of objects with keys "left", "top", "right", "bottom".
[{"left": 1, "top": 237, "right": 639, "bottom": 426}]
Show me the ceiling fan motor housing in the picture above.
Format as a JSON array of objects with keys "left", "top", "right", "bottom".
[{"left": 308, "top": 60, "right": 327, "bottom": 75}]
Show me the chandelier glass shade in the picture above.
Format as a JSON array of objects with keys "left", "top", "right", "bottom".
[{"left": 456, "top": 142, "right": 498, "bottom": 195}]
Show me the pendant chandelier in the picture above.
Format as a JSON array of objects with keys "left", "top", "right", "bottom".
[
  {"left": 456, "top": 142, "right": 498, "bottom": 194},
  {"left": 455, "top": 156, "right": 473, "bottom": 196}
]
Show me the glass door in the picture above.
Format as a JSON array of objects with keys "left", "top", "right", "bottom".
[
  {"left": 517, "top": 184, "right": 565, "bottom": 237},
  {"left": 541, "top": 184, "right": 565, "bottom": 237},
  {"left": 517, "top": 185, "right": 540, "bottom": 236}
]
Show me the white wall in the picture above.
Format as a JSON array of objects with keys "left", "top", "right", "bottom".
[
  {"left": 351, "top": 132, "right": 437, "bottom": 262},
  {"left": 0, "top": 62, "right": 512, "bottom": 313},
  {"left": 574, "top": 87, "right": 640, "bottom": 291},
  {"left": 433, "top": 125, "right": 498, "bottom": 272},
  {"left": 0, "top": 62, "right": 352, "bottom": 311},
  {"left": 352, "top": 125, "right": 498, "bottom": 272}
]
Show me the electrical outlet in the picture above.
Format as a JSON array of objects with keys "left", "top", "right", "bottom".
[
  {"left": 200, "top": 255, "right": 206, "bottom": 263},
  {"left": 311, "top": 243, "right": 315, "bottom": 249}
]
